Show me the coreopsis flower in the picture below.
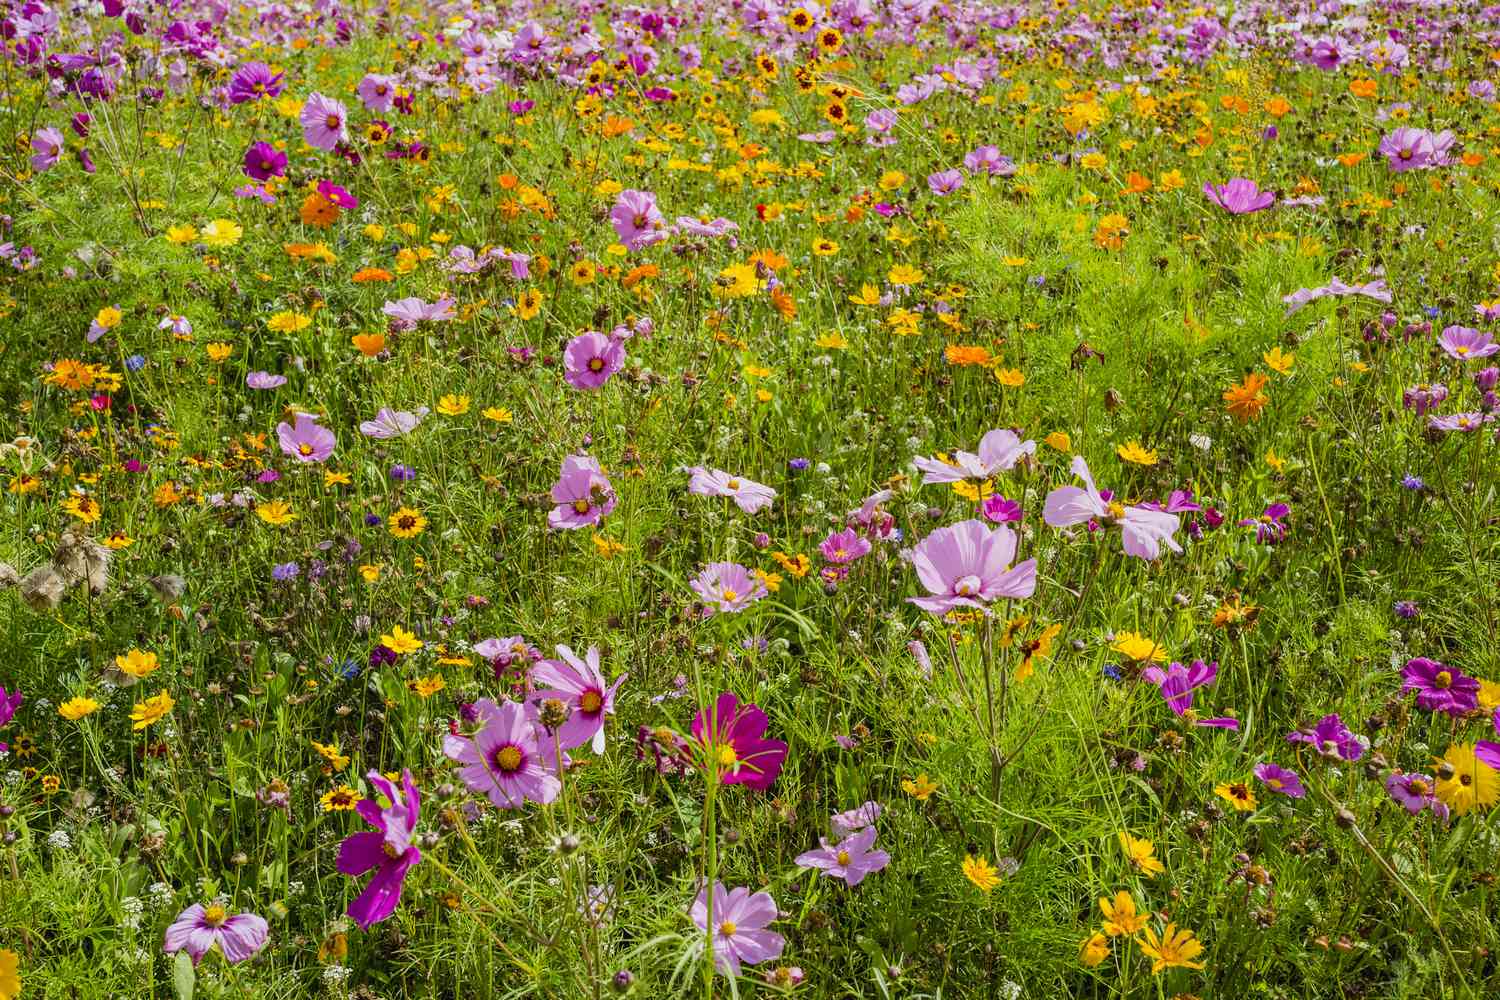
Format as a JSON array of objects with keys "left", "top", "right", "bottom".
[
  {"left": 1136, "top": 923, "right": 1206, "bottom": 973},
  {"left": 961, "top": 854, "right": 1000, "bottom": 892},
  {"left": 337, "top": 769, "right": 422, "bottom": 928},
  {"left": 1435, "top": 743, "right": 1498, "bottom": 816},
  {"left": 163, "top": 904, "right": 269, "bottom": 965},
  {"left": 691, "top": 882, "right": 785, "bottom": 977},
  {"left": 58, "top": 696, "right": 99, "bottom": 721},
  {"left": 129, "top": 692, "right": 174, "bottom": 730},
  {"left": 1214, "top": 780, "right": 1257, "bottom": 812},
  {"left": 1099, "top": 892, "right": 1148, "bottom": 936},
  {"left": 1118, "top": 832, "right": 1164, "bottom": 876},
  {"left": 1222, "top": 373, "right": 1270, "bottom": 422}
]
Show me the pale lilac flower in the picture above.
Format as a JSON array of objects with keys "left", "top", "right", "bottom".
[
  {"left": 548, "top": 454, "right": 616, "bottom": 529},
  {"left": 382, "top": 297, "right": 455, "bottom": 323},
  {"left": 246, "top": 371, "right": 286, "bottom": 390},
  {"left": 691, "top": 883, "right": 785, "bottom": 977},
  {"left": 1043, "top": 456, "right": 1182, "bottom": 560},
  {"left": 907, "top": 519, "right": 1036, "bottom": 614},
  {"left": 30, "top": 126, "right": 64, "bottom": 172},
  {"left": 1282, "top": 277, "right": 1392, "bottom": 316},
  {"left": 357, "top": 73, "right": 397, "bottom": 112},
  {"left": 1203, "top": 178, "right": 1275, "bottom": 214},
  {"left": 690, "top": 561, "right": 768, "bottom": 615},
  {"left": 444, "top": 698, "right": 560, "bottom": 808},
  {"left": 163, "top": 904, "right": 269, "bottom": 965},
  {"left": 687, "top": 467, "right": 776, "bottom": 513},
  {"left": 1378, "top": 127, "right": 1436, "bottom": 171},
  {"left": 359, "top": 407, "right": 428, "bottom": 439},
  {"left": 1438, "top": 325, "right": 1498, "bottom": 361},
  {"left": 1385, "top": 771, "right": 1439, "bottom": 814},
  {"left": 964, "top": 146, "right": 1015, "bottom": 176},
  {"left": 927, "top": 168, "right": 964, "bottom": 195},
  {"left": 300, "top": 92, "right": 348, "bottom": 150},
  {"left": 795, "top": 825, "right": 891, "bottom": 886},
  {"left": 913, "top": 428, "right": 1035, "bottom": 483},
  {"left": 1253, "top": 762, "right": 1306, "bottom": 799},
  {"left": 830, "top": 802, "right": 882, "bottom": 837}
]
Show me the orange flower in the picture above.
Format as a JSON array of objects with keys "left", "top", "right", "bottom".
[
  {"left": 1348, "top": 78, "right": 1378, "bottom": 98},
  {"left": 1093, "top": 213, "right": 1130, "bottom": 250},
  {"left": 300, "top": 191, "right": 339, "bottom": 227},
  {"left": 352, "top": 267, "right": 393, "bottom": 283},
  {"left": 944, "top": 345, "right": 993, "bottom": 367},
  {"left": 352, "top": 332, "right": 386, "bottom": 356},
  {"left": 1122, "top": 171, "right": 1152, "bottom": 195},
  {"left": 1222, "top": 372, "right": 1270, "bottom": 423}
]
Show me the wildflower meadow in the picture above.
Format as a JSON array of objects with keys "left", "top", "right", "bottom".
[{"left": 2, "top": 0, "right": 1500, "bottom": 997}]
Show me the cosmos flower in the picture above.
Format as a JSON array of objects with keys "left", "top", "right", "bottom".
[
  {"left": 300, "top": 92, "right": 349, "bottom": 151},
  {"left": 1140, "top": 660, "right": 1219, "bottom": 716},
  {"left": 227, "top": 61, "right": 284, "bottom": 104},
  {"left": 1377, "top": 127, "right": 1437, "bottom": 171},
  {"left": 0, "top": 686, "right": 20, "bottom": 728},
  {"left": 1384, "top": 771, "right": 1439, "bottom": 814},
  {"left": 1253, "top": 762, "right": 1306, "bottom": 798},
  {"left": 609, "top": 189, "right": 666, "bottom": 251},
  {"left": 382, "top": 297, "right": 454, "bottom": 324},
  {"left": 1043, "top": 456, "right": 1182, "bottom": 560},
  {"left": 1202, "top": 177, "right": 1275, "bottom": 214},
  {"left": 548, "top": 454, "right": 616, "bottom": 530},
  {"left": 337, "top": 769, "right": 422, "bottom": 928},
  {"left": 1401, "top": 657, "right": 1480, "bottom": 716},
  {"left": 690, "top": 882, "right": 785, "bottom": 977},
  {"left": 30, "top": 127, "right": 63, "bottom": 173},
  {"left": 276, "top": 414, "right": 336, "bottom": 463},
  {"left": 1286, "top": 713, "right": 1365, "bottom": 761},
  {"left": 794, "top": 825, "right": 891, "bottom": 886},
  {"left": 357, "top": 73, "right": 397, "bottom": 112},
  {"left": 913, "top": 428, "right": 1035, "bottom": 484},
  {"left": 819, "top": 527, "right": 870, "bottom": 564},
  {"left": 563, "top": 331, "right": 626, "bottom": 390},
  {"left": 246, "top": 371, "right": 286, "bottom": 390},
  {"left": 444, "top": 698, "right": 560, "bottom": 808},
  {"left": 241, "top": 141, "right": 286, "bottom": 180},
  {"left": 163, "top": 904, "right": 269, "bottom": 965},
  {"left": 692, "top": 691, "right": 787, "bottom": 790},
  {"left": 1437, "top": 325, "right": 1498, "bottom": 361},
  {"left": 530, "top": 645, "right": 626, "bottom": 752},
  {"left": 907, "top": 519, "right": 1036, "bottom": 614},
  {"left": 690, "top": 561, "right": 768, "bottom": 615},
  {"left": 686, "top": 467, "right": 777, "bottom": 514},
  {"left": 359, "top": 407, "right": 428, "bottom": 439}
]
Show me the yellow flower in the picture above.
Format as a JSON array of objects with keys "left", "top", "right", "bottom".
[
  {"left": 129, "top": 692, "right": 175, "bottom": 730},
  {"left": 1044, "top": 431, "right": 1072, "bottom": 451},
  {"left": 380, "top": 625, "right": 423, "bottom": 655},
  {"left": 94, "top": 306, "right": 122, "bottom": 330},
  {"left": 205, "top": 342, "right": 233, "bottom": 362},
  {"left": 1116, "top": 440, "right": 1158, "bottom": 466},
  {"left": 514, "top": 288, "right": 544, "bottom": 319},
  {"left": 961, "top": 854, "right": 1000, "bottom": 893},
  {"left": 993, "top": 367, "right": 1026, "bottom": 388},
  {"left": 310, "top": 739, "right": 350, "bottom": 771},
  {"left": 593, "top": 534, "right": 626, "bottom": 558},
  {"left": 1111, "top": 631, "right": 1165, "bottom": 664},
  {"left": 1079, "top": 932, "right": 1110, "bottom": 967},
  {"left": 1135, "top": 922, "right": 1205, "bottom": 973},
  {"left": 901, "top": 773, "right": 938, "bottom": 800},
  {"left": 200, "top": 219, "right": 243, "bottom": 248},
  {"left": 388, "top": 506, "right": 427, "bottom": 538},
  {"left": 320, "top": 786, "right": 363, "bottom": 812},
  {"left": 482, "top": 406, "right": 514, "bottom": 423},
  {"left": 410, "top": 674, "right": 447, "bottom": 698},
  {"left": 1100, "top": 891, "right": 1148, "bottom": 936},
  {"left": 1118, "top": 831, "right": 1165, "bottom": 877},
  {"left": 1265, "top": 448, "right": 1286, "bottom": 473},
  {"left": 256, "top": 500, "right": 297, "bottom": 525},
  {"left": 1434, "top": 743, "right": 1499, "bottom": 816},
  {"left": 1263, "top": 345, "right": 1295, "bottom": 374},
  {"left": 0, "top": 948, "right": 18, "bottom": 1000},
  {"left": 359, "top": 564, "right": 382, "bottom": 583},
  {"left": 815, "top": 331, "right": 848, "bottom": 350},
  {"left": 323, "top": 470, "right": 351, "bottom": 488},
  {"left": 1214, "top": 780, "right": 1257, "bottom": 812},
  {"left": 811, "top": 237, "right": 839, "bottom": 256},
  {"left": 878, "top": 170, "right": 906, "bottom": 191},
  {"left": 848, "top": 283, "right": 882, "bottom": 306},
  {"left": 1477, "top": 679, "right": 1500, "bottom": 713},
  {"left": 58, "top": 697, "right": 101, "bottom": 721},
  {"left": 165, "top": 224, "right": 199, "bottom": 244},
  {"left": 115, "top": 649, "right": 161, "bottom": 679},
  {"left": 435, "top": 394, "right": 470, "bottom": 416},
  {"left": 61, "top": 495, "right": 101, "bottom": 523},
  {"left": 887, "top": 264, "right": 924, "bottom": 286},
  {"left": 267, "top": 311, "right": 311, "bottom": 332}
]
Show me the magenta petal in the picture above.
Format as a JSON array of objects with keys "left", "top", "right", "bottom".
[
  {"left": 1476, "top": 741, "right": 1500, "bottom": 771},
  {"left": 337, "top": 831, "right": 387, "bottom": 876},
  {"left": 348, "top": 849, "right": 419, "bottom": 929}
]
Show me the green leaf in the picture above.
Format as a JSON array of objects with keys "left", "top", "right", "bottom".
[{"left": 172, "top": 949, "right": 196, "bottom": 1000}]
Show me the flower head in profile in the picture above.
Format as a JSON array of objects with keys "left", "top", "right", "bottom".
[
  {"left": 686, "top": 467, "right": 777, "bottom": 514},
  {"left": 1286, "top": 713, "right": 1365, "bottom": 761},
  {"left": 691, "top": 882, "right": 785, "bottom": 977},
  {"left": 1140, "top": 660, "right": 1217, "bottom": 715},
  {"left": 1043, "top": 456, "right": 1182, "bottom": 560},
  {"left": 907, "top": 519, "right": 1036, "bottom": 614},
  {"left": 913, "top": 428, "right": 1035, "bottom": 484},
  {"left": 359, "top": 407, "right": 428, "bottom": 439},
  {"left": 1203, "top": 177, "right": 1275, "bottom": 214},
  {"left": 692, "top": 692, "right": 787, "bottom": 791},
  {"left": 690, "top": 561, "right": 767, "bottom": 615},
  {"left": 337, "top": 769, "right": 422, "bottom": 928},
  {"left": 530, "top": 645, "right": 626, "bottom": 753},
  {"left": 0, "top": 686, "right": 23, "bottom": 729},
  {"left": 163, "top": 904, "right": 269, "bottom": 965}
]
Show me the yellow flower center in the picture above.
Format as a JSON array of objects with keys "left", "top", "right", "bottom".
[
  {"left": 718, "top": 920, "right": 737, "bottom": 936},
  {"left": 495, "top": 746, "right": 523, "bottom": 772},
  {"left": 202, "top": 905, "right": 228, "bottom": 927},
  {"left": 580, "top": 690, "right": 604, "bottom": 713},
  {"left": 836, "top": 850, "right": 852, "bottom": 865},
  {"left": 716, "top": 744, "right": 738, "bottom": 767},
  {"left": 572, "top": 499, "right": 592, "bottom": 514},
  {"left": 721, "top": 588, "right": 738, "bottom": 603}
]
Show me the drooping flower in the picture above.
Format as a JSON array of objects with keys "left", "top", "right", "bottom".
[
  {"left": 1202, "top": 178, "right": 1275, "bottom": 214},
  {"left": 1042, "top": 456, "right": 1182, "bottom": 560},
  {"left": 1238, "top": 503, "right": 1289, "bottom": 544},
  {"left": 337, "top": 769, "right": 422, "bottom": 928},
  {"left": 1401, "top": 657, "right": 1480, "bottom": 716},
  {"left": 690, "top": 882, "right": 785, "bottom": 977},
  {"left": 686, "top": 467, "right": 776, "bottom": 514},
  {"left": 163, "top": 904, "right": 270, "bottom": 965},
  {"left": 913, "top": 428, "right": 1035, "bottom": 484},
  {"left": 690, "top": 562, "right": 768, "bottom": 615},
  {"left": 444, "top": 698, "right": 560, "bottom": 808},
  {"left": 795, "top": 825, "right": 891, "bottom": 886},
  {"left": 276, "top": 414, "right": 336, "bottom": 463},
  {"left": 907, "top": 519, "right": 1036, "bottom": 614},
  {"left": 692, "top": 692, "right": 787, "bottom": 790},
  {"left": 300, "top": 93, "right": 349, "bottom": 151},
  {"left": 1286, "top": 713, "right": 1365, "bottom": 761},
  {"left": 548, "top": 454, "right": 616, "bottom": 530},
  {"left": 563, "top": 331, "right": 626, "bottom": 390},
  {"left": 530, "top": 645, "right": 626, "bottom": 753}
]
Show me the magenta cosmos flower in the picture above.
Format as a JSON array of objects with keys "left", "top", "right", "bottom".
[
  {"left": 1252, "top": 762, "right": 1305, "bottom": 799},
  {"left": 1474, "top": 710, "right": 1500, "bottom": 771},
  {"left": 0, "top": 685, "right": 20, "bottom": 728},
  {"left": 1140, "top": 660, "right": 1218, "bottom": 715},
  {"left": 795, "top": 825, "right": 891, "bottom": 886},
  {"left": 337, "top": 769, "right": 422, "bottom": 928},
  {"left": 913, "top": 428, "right": 1035, "bottom": 484},
  {"left": 1043, "top": 456, "right": 1182, "bottom": 560},
  {"left": 1401, "top": 657, "right": 1479, "bottom": 716},
  {"left": 300, "top": 92, "right": 349, "bottom": 151},
  {"left": 686, "top": 467, "right": 776, "bottom": 514},
  {"left": 609, "top": 189, "right": 666, "bottom": 251},
  {"left": 1384, "top": 771, "right": 1440, "bottom": 814},
  {"left": 531, "top": 644, "right": 626, "bottom": 753},
  {"left": 163, "top": 904, "right": 269, "bottom": 965},
  {"left": 1202, "top": 178, "right": 1275, "bottom": 214},
  {"left": 690, "top": 561, "right": 767, "bottom": 615},
  {"left": 691, "top": 882, "right": 785, "bottom": 977},
  {"left": 548, "top": 454, "right": 616, "bottom": 530},
  {"left": 1286, "top": 713, "right": 1365, "bottom": 761},
  {"left": 227, "top": 61, "right": 284, "bottom": 104},
  {"left": 276, "top": 413, "right": 335, "bottom": 463},
  {"left": 907, "top": 519, "right": 1036, "bottom": 614},
  {"left": 242, "top": 141, "right": 286, "bottom": 181},
  {"left": 693, "top": 692, "right": 787, "bottom": 790},
  {"left": 444, "top": 698, "right": 560, "bottom": 808},
  {"left": 563, "top": 331, "right": 626, "bottom": 390},
  {"left": 820, "top": 527, "right": 870, "bottom": 564},
  {"left": 1437, "top": 325, "right": 1499, "bottom": 361}
]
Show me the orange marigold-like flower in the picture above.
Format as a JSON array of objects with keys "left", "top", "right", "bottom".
[{"left": 1222, "top": 372, "right": 1270, "bottom": 423}]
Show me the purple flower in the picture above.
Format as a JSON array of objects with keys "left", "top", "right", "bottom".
[
  {"left": 0, "top": 686, "right": 21, "bottom": 728},
  {"left": 1378, "top": 127, "right": 1436, "bottom": 171},
  {"left": 1287, "top": 713, "right": 1365, "bottom": 761},
  {"left": 1393, "top": 600, "right": 1420, "bottom": 618},
  {"left": 1238, "top": 503, "right": 1289, "bottom": 544},
  {"left": 30, "top": 127, "right": 64, "bottom": 173},
  {"left": 908, "top": 519, "right": 1036, "bottom": 614},
  {"left": 242, "top": 141, "right": 287, "bottom": 181},
  {"left": 1475, "top": 709, "right": 1500, "bottom": 771},
  {"left": 1438, "top": 325, "right": 1499, "bottom": 361},
  {"left": 1401, "top": 657, "right": 1479, "bottom": 716},
  {"left": 276, "top": 413, "right": 336, "bottom": 463},
  {"left": 964, "top": 146, "right": 1015, "bottom": 176},
  {"left": 927, "top": 168, "right": 965, "bottom": 195},
  {"left": 609, "top": 189, "right": 666, "bottom": 251},
  {"left": 382, "top": 297, "right": 454, "bottom": 324},
  {"left": 1043, "top": 456, "right": 1183, "bottom": 560},
  {"left": 1403, "top": 383, "right": 1449, "bottom": 414},
  {"left": 563, "top": 331, "right": 626, "bottom": 390},
  {"left": 1252, "top": 762, "right": 1306, "bottom": 798},
  {"left": 227, "top": 62, "right": 284, "bottom": 104},
  {"left": 337, "top": 769, "right": 422, "bottom": 928},
  {"left": 914, "top": 428, "right": 1034, "bottom": 483},
  {"left": 693, "top": 692, "right": 787, "bottom": 790},
  {"left": 686, "top": 467, "right": 776, "bottom": 514},
  {"left": 690, "top": 562, "right": 768, "bottom": 615},
  {"left": 691, "top": 882, "right": 785, "bottom": 977},
  {"left": 317, "top": 180, "right": 357, "bottom": 210},
  {"left": 246, "top": 371, "right": 286, "bottom": 390},
  {"left": 359, "top": 406, "right": 428, "bottom": 439},
  {"left": 795, "top": 825, "right": 891, "bottom": 886},
  {"left": 1140, "top": 660, "right": 1218, "bottom": 716},
  {"left": 1427, "top": 412, "right": 1495, "bottom": 433},
  {"left": 271, "top": 561, "right": 299, "bottom": 581},
  {"left": 548, "top": 454, "right": 616, "bottom": 530},
  {"left": 444, "top": 698, "right": 561, "bottom": 808},
  {"left": 1203, "top": 178, "right": 1276, "bottom": 214},
  {"left": 1384, "top": 771, "right": 1439, "bottom": 814},
  {"left": 300, "top": 93, "right": 349, "bottom": 151},
  {"left": 830, "top": 801, "right": 883, "bottom": 837},
  {"left": 475, "top": 636, "right": 541, "bottom": 675},
  {"left": 981, "top": 494, "right": 1023, "bottom": 523},
  {"left": 820, "top": 527, "right": 871, "bottom": 564},
  {"left": 530, "top": 645, "right": 626, "bottom": 753},
  {"left": 163, "top": 904, "right": 269, "bottom": 965},
  {"left": 357, "top": 73, "right": 397, "bottom": 113}
]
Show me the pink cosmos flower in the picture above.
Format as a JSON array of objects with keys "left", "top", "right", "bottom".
[
  {"left": 1042, "top": 456, "right": 1182, "bottom": 560},
  {"left": 609, "top": 189, "right": 667, "bottom": 251},
  {"left": 1202, "top": 178, "right": 1275, "bottom": 214},
  {"left": 444, "top": 698, "right": 560, "bottom": 808},
  {"left": 1437, "top": 325, "right": 1498, "bottom": 361},
  {"left": 1140, "top": 660, "right": 1218, "bottom": 715},
  {"left": 357, "top": 73, "right": 397, "bottom": 112},
  {"left": 1378, "top": 127, "right": 1436, "bottom": 171},
  {"left": 548, "top": 454, "right": 616, "bottom": 529},
  {"left": 691, "top": 882, "right": 785, "bottom": 977},
  {"left": 276, "top": 413, "right": 335, "bottom": 463},
  {"left": 693, "top": 692, "right": 787, "bottom": 790},
  {"left": 795, "top": 825, "right": 891, "bottom": 886},
  {"left": 819, "top": 527, "right": 870, "bottom": 564},
  {"left": 830, "top": 801, "right": 883, "bottom": 837},
  {"left": 30, "top": 126, "right": 63, "bottom": 172},
  {"left": 163, "top": 904, "right": 269, "bottom": 965},
  {"left": 1282, "top": 277, "right": 1392, "bottom": 316},
  {"left": 563, "top": 331, "right": 626, "bottom": 390},
  {"left": 245, "top": 371, "right": 287, "bottom": 389},
  {"left": 686, "top": 467, "right": 777, "bottom": 513},
  {"left": 382, "top": 297, "right": 455, "bottom": 324},
  {"left": 690, "top": 561, "right": 767, "bottom": 615},
  {"left": 300, "top": 92, "right": 349, "bottom": 151},
  {"left": 337, "top": 769, "right": 422, "bottom": 928},
  {"left": 907, "top": 519, "right": 1036, "bottom": 614},
  {"left": 531, "top": 645, "right": 626, "bottom": 753},
  {"left": 359, "top": 406, "right": 428, "bottom": 439},
  {"left": 927, "top": 168, "right": 965, "bottom": 195},
  {"left": 913, "top": 428, "right": 1035, "bottom": 484}
]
